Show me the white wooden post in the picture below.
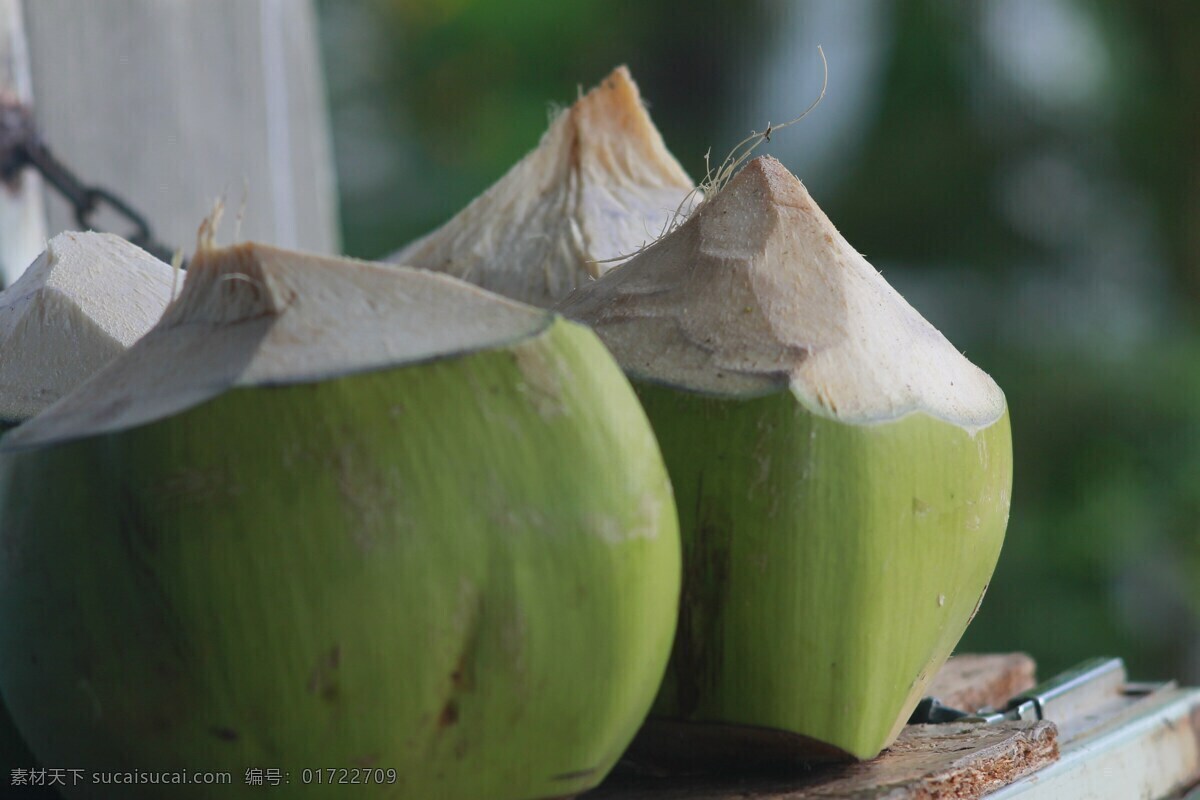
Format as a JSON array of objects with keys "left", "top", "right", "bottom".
[
  {"left": 16, "top": 0, "right": 338, "bottom": 260},
  {"left": 0, "top": 0, "right": 46, "bottom": 289}
]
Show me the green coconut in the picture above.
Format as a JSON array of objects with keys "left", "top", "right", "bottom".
[
  {"left": 0, "top": 231, "right": 174, "bottom": 774},
  {"left": 559, "top": 155, "right": 1012, "bottom": 762},
  {"left": 0, "top": 243, "right": 681, "bottom": 798},
  {"left": 389, "top": 66, "right": 695, "bottom": 308}
]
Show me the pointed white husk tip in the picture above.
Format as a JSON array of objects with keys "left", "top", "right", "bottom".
[{"left": 390, "top": 66, "right": 697, "bottom": 308}]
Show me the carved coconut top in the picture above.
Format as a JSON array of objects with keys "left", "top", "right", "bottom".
[
  {"left": 6, "top": 242, "right": 551, "bottom": 448},
  {"left": 390, "top": 66, "right": 696, "bottom": 308},
  {"left": 0, "top": 232, "right": 175, "bottom": 421},
  {"left": 559, "top": 156, "right": 1005, "bottom": 428}
]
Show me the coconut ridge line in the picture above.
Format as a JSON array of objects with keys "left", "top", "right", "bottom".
[
  {"left": 617, "top": 368, "right": 1007, "bottom": 438},
  {"left": 1, "top": 241, "right": 573, "bottom": 453},
  {"left": 557, "top": 155, "right": 1007, "bottom": 430}
]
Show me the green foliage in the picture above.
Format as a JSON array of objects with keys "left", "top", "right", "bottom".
[
  {"left": 325, "top": 0, "right": 770, "bottom": 259},
  {"left": 961, "top": 343, "right": 1200, "bottom": 680}
]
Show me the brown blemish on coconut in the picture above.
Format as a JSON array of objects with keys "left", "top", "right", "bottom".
[
  {"left": 431, "top": 587, "right": 484, "bottom": 737},
  {"left": 438, "top": 700, "right": 459, "bottom": 728},
  {"left": 211, "top": 726, "right": 239, "bottom": 742},
  {"left": 449, "top": 638, "right": 477, "bottom": 693},
  {"left": 307, "top": 645, "right": 341, "bottom": 703}
]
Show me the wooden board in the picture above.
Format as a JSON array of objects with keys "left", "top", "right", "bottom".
[
  {"left": 927, "top": 652, "right": 1036, "bottom": 713},
  {"left": 990, "top": 687, "right": 1200, "bottom": 800},
  {"left": 588, "top": 653, "right": 1055, "bottom": 800},
  {"left": 589, "top": 721, "right": 1057, "bottom": 800},
  {"left": 18, "top": 0, "right": 338, "bottom": 259}
]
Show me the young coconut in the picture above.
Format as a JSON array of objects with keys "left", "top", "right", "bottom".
[
  {"left": 558, "top": 155, "right": 1012, "bottom": 762},
  {"left": 0, "top": 241, "right": 680, "bottom": 799},
  {"left": 0, "top": 231, "right": 174, "bottom": 772},
  {"left": 0, "top": 231, "right": 175, "bottom": 431},
  {"left": 389, "top": 66, "right": 695, "bottom": 307}
]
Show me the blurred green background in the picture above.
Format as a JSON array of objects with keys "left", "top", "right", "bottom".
[{"left": 315, "top": 0, "right": 1200, "bottom": 682}]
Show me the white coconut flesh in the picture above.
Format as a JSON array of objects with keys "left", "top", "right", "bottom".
[
  {"left": 389, "top": 65, "right": 696, "bottom": 308},
  {"left": 558, "top": 156, "right": 1006, "bottom": 430},
  {"left": 6, "top": 243, "right": 552, "bottom": 450},
  {"left": 0, "top": 232, "right": 175, "bottom": 423}
]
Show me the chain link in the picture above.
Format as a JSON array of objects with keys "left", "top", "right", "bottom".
[{"left": 0, "top": 94, "right": 180, "bottom": 265}]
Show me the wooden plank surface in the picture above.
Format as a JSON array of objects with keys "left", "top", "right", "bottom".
[
  {"left": 590, "top": 653, "right": 1055, "bottom": 799},
  {"left": 590, "top": 722, "right": 1058, "bottom": 799},
  {"left": 990, "top": 687, "right": 1200, "bottom": 800},
  {"left": 19, "top": 0, "right": 338, "bottom": 257},
  {"left": 927, "top": 653, "right": 1037, "bottom": 713}
]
